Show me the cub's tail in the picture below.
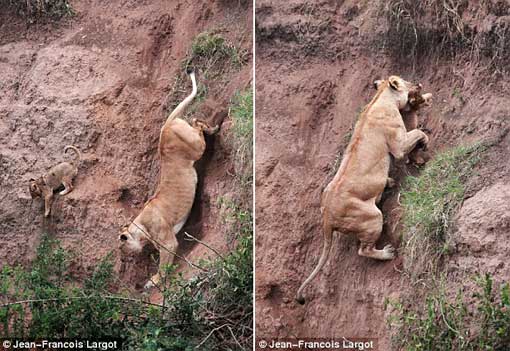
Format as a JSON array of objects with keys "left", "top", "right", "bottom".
[
  {"left": 166, "top": 68, "right": 198, "bottom": 122},
  {"left": 64, "top": 145, "right": 81, "bottom": 165}
]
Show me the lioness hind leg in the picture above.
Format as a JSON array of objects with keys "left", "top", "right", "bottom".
[
  {"left": 356, "top": 205, "right": 395, "bottom": 260},
  {"left": 358, "top": 242, "right": 395, "bottom": 260}
]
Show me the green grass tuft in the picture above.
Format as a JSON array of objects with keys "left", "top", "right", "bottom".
[
  {"left": 165, "top": 31, "right": 248, "bottom": 120},
  {"left": 1, "top": 0, "right": 74, "bottom": 20},
  {"left": 190, "top": 32, "right": 247, "bottom": 69},
  {"left": 400, "top": 142, "right": 486, "bottom": 283},
  {"left": 228, "top": 88, "right": 253, "bottom": 200}
]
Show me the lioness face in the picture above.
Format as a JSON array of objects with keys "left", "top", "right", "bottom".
[
  {"left": 374, "top": 76, "right": 423, "bottom": 109},
  {"left": 119, "top": 224, "right": 146, "bottom": 253}
]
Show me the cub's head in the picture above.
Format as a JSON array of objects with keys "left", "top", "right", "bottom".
[
  {"left": 28, "top": 178, "right": 43, "bottom": 198},
  {"left": 119, "top": 223, "right": 148, "bottom": 254},
  {"left": 373, "top": 77, "right": 431, "bottom": 110}
]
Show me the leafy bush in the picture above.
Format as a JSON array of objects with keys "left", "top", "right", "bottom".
[
  {"left": 1, "top": 0, "right": 74, "bottom": 19},
  {"left": 0, "top": 230, "right": 252, "bottom": 349},
  {"left": 0, "top": 235, "right": 142, "bottom": 341},
  {"left": 388, "top": 274, "right": 510, "bottom": 350}
]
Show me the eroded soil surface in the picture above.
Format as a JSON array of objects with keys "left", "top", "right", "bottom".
[
  {"left": 0, "top": 0, "right": 251, "bottom": 296},
  {"left": 255, "top": 1, "right": 510, "bottom": 349}
]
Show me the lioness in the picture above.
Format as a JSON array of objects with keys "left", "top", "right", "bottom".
[
  {"left": 119, "top": 70, "right": 218, "bottom": 289},
  {"left": 296, "top": 76, "right": 428, "bottom": 304}
]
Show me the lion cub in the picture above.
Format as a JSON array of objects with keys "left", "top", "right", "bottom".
[
  {"left": 403, "top": 90, "right": 432, "bottom": 165},
  {"left": 29, "top": 145, "right": 81, "bottom": 217}
]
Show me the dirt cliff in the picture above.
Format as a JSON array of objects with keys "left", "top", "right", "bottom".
[
  {"left": 0, "top": 0, "right": 251, "bottom": 292},
  {"left": 255, "top": 1, "right": 510, "bottom": 349}
]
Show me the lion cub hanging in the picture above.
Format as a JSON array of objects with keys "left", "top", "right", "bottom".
[
  {"left": 119, "top": 69, "right": 219, "bottom": 290},
  {"left": 29, "top": 145, "right": 81, "bottom": 217}
]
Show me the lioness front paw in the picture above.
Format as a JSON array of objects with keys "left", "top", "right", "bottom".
[
  {"left": 382, "top": 244, "right": 396, "bottom": 260},
  {"left": 420, "top": 133, "right": 429, "bottom": 150}
]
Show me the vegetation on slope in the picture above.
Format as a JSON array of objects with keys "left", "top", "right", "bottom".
[
  {"left": 0, "top": 44, "right": 253, "bottom": 349},
  {"left": 388, "top": 142, "right": 510, "bottom": 350},
  {"left": 1, "top": 0, "right": 74, "bottom": 19}
]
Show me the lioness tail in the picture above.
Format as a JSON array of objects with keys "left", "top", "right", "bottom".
[
  {"left": 166, "top": 70, "right": 198, "bottom": 122},
  {"left": 296, "top": 224, "right": 334, "bottom": 304}
]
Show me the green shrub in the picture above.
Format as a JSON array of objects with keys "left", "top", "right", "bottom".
[
  {"left": 1, "top": 0, "right": 74, "bottom": 19},
  {"left": 0, "top": 235, "right": 142, "bottom": 341},
  {"left": 388, "top": 274, "right": 510, "bottom": 350},
  {"left": 0, "top": 229, "right": 253, "bottom": 349}
]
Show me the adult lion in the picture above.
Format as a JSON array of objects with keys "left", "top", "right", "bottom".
[
  {"left": 296, "top": 76, "right": 429, "bottom": 304},
  {"left": 119, "top": 70, "right": 218, "bottom": 289}
]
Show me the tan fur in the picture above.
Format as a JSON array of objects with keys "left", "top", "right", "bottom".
[
  {"left": 374, "top": 81, "right": 433, "bottom": 165},
  {"left": 119, "top": 71, "right": 218, "bottom": 289},
  {"left": 403, "top": 91, "right": 432, "bottom": 165},
  {"left": 29, "top": 146, "right": 81, "bottom": 217},
  {"left": 296, "top": 76, "right": 429, "bottom": 303}
]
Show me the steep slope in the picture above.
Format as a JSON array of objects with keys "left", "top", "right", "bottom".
[
  {"left": 255, "top": 1, "right": 510, "bottom": 349},
  {"left": 0, "top": 0, "right": 252, "bottom": 291}
]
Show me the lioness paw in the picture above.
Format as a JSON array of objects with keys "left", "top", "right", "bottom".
[{"left": 382, "top": 244, "right": 396, "bottom": 260}]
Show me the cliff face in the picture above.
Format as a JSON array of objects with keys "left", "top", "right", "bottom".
[
  {"left": 255, "top": 1, "right": 510, "bottom": 349},
  {"left": 0, "top": 0, "right": 252, "bottom": 292}
]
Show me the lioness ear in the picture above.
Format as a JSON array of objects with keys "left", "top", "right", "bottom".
[
  {"left": 29, "top": 178, "right": 35, "bottom": 182},
  {"left": 389, "top": 76, "right": 400, "bottom": 91}
]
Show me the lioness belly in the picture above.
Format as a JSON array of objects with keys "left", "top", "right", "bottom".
[{"left": 156, "top": 167, "right": 197, "bottom": 226}]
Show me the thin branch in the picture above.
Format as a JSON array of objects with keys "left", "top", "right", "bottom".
[
  {"left": 195, "top": 324, "right": 230, "bottom": 349},
  {"left": 131, "top": 222, "right": 207, "bottom": 272},
  {"left": 184, "top": 232, "right": 225, "bottom": 260},
  {"left": 226, "top": 325, "right": 244, "bottom": 350},
  {"left": 0, "top": 295, "right": 163, "bottom": 309}
]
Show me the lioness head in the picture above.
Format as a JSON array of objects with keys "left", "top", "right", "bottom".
[
  {"left": 373, "top": 77, "right": 431, "bottom": 110},
  {"left": 119, "top": 223, "right": 148, "bottom": 254},
  {"left": 28, "top": 178, "right": 43, "bottom": 198}
]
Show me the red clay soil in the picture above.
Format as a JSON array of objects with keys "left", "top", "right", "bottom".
[
  {"left": 255, "top": 1, "right": 510, "bottom": 349},
  {"left": 0, "top": 0, "right": 251, "bottom": 296}
]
